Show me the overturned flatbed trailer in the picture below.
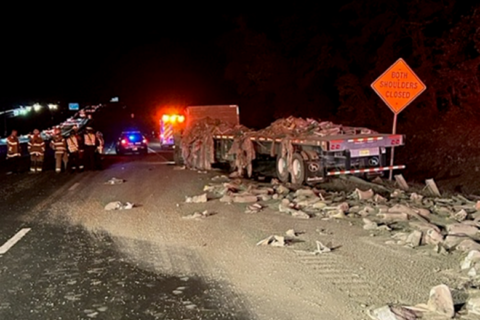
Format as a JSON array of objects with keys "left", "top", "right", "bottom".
[
  {"left": 179, "top": 106, "right": 405, "bottom": 185},
  {"left": 212, "top": 132, "right": 405, "bottom": 185}
]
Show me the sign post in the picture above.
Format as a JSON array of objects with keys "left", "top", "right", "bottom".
[{"left": 371, "top": 58, "right": 426, "bottom": 180}]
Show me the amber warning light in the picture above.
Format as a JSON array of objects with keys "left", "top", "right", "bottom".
[{"left": 162, "top": 114, "right": 185, "bottom": 123}]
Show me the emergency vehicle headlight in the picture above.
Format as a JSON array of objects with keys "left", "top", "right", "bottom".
[
  {"left": 178, "top": 115, "right": 185, "bottom": 123},
  {"left": 162, "top": 115, "right": 169, "bottom": 122}
]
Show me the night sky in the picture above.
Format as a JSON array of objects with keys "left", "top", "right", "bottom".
[
  {"left": 0, "top": 5, "right": 341, "bottom": 106},
  {"left": 0, "top": 8, "right": 231, "bottom": 106},
  {"left": 1, "top": 2, "right": 479, "bottom": 132}
]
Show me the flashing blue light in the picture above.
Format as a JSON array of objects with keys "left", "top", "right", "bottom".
[{"left": 129, "top": 135, "right": 135, "bottom": 141}]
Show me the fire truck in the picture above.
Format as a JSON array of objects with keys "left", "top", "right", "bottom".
[{"left": 159, "top": 113, "right": 185, "bottom": 149}]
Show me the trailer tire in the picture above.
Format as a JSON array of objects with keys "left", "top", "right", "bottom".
[
  {"left": 276, "top": 155, "right": 289, "bottom": 183},
  {"left": 290, "top": 153, "right": 305, "bottom": 185}
]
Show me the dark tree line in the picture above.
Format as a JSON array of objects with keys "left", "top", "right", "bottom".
[{"left": 220, "top": 1, "right": 480, "bottom": 131}]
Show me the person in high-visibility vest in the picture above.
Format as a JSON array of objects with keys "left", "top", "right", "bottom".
[
  {"left": 83, "top": 127, "right": 97, "bottom": 170},
  {"left": 28, "top": 129, "right": 45, "bottom": 173},
  {"left": 6, "top": 129, "right": 21, "bottom": 174},
  {"left": 72, "top": 126, "right": 85, "bottom": 171},
  {"left": 95, "top": 130, "right": 104, "bottom": 170},
  {"left": 50, "top": 128, "right": 68, "bottom": 173},
  {"left": 66, "top": 129, "right": 81, "bottom": 173}
]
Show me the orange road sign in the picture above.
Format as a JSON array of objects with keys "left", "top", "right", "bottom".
[{"left": 371, "top": 58, "right": 426, "bottom": 114}]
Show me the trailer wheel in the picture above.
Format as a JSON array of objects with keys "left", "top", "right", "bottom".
[
  {"left": 290, "top": 153, "right": 305, "bottom": 185},
  {"left": 276, "top": 155, "right": 289, "bottom": 183}
]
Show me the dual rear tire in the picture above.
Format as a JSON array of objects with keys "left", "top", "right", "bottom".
[{"left": 276, "top": 153, "right": 305, "bottom": 185}]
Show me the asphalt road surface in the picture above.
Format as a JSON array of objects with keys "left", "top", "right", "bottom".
[
  {"left": 0, "top": 105, "right": 467, "bottom": 320},
  {"left": 0, "top": 151, "right": 251, "bottom": 320}
]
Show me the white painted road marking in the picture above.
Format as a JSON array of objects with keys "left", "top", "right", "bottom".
[
  {"left": 142, "top": 161, "right": 175, "bottom": 165},
  {"left": 0, "top": 228, "right": 31, "bottom": 255},
  {"left": 69, "top": 182, "right": 80, "bottom": 191}
]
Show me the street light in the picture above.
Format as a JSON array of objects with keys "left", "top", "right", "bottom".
[
  {"left": 33, "top": 103, "right": 42, "bottom": 111},
  {"left": 48, "top": 104, "right": 58, "bottom": 110}
]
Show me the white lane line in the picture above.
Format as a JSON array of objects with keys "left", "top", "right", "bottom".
[
  {"left": 0, "top": 228, "right": 31, "bottom": 255},
  {"left": 142, "top": 161, "right": 175, "bottom": 165},
  {"left": 69, "top": 182, "right": 80, "bottom": 191}
]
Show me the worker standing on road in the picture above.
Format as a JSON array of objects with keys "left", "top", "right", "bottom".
[
  {"left": 72, "top": 126, "right": 85, "bottom": 172},
  {"left": 173, "top": 128, "right": 184, "bottom": 165},
  {"left": 27, "top": 129, "right": 45, "bottom": 173},
  {"left": 95, "top": 130, "right": 104, "bottom": 170},
  {"left": 83, "top": 127, "right": 97, "bottom": 170},
  {"left": 50, "top": 128, "right": 67, "bottom": 173},
  {"left": 66, "top": 129, "right": 81, "bottom": 173},
  {"left": 6, "top": 129, "right": 21, "bottom": 174}
]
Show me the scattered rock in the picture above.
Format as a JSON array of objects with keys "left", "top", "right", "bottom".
[
  {"left": 258, "top": 194, "right": 272, "bottom": 201},
  {"left": 104, "top": 201, "right": 134, "bottom": 210},
  {"left": 311, "top": 201, "right": 327, "bottom": 209},
  {"left": 406, "top": 231, "right": 423, "bottom": 248},
  {"left": 183, "top": 210, "right": 213, "bottom": 220},
  {"left": 229, "top": 171, "right": 241, "bottom": 178},
  {"left": 443, "top": 235, "right": 469, "bottom": 250},
  {"left": 427, "top": 284, "right": 454, "bottom": 318},
  {"left": 372, "top": 176, "right": 383, "bottom": 185},
  {"left": 290, "top": 210, "right": 310, "bottom": 219},
  {"left": 377, "top": 212, "right": 409, "bottom": 222},
  {"left": 394, "top": 174, "right": 410, "bottom": 191},
  {"left": 453, "top": 209, "right": 468, "bottom": 222},
  {"left": 359, "top": 206, "right": 377, "bottom": 217},
  {"left": 256, "top": 235, "right": 285, "bottom": 247},
  {"left": 415, "top": 208, "right": 431, "bottom": 219},
  {"left": 337, "top": 202, "right": 349, "bottom": 212},
  {"left": 354, "top": 188, "right": 374, "bottom": 200},
  {"left": 392, "top": 232, "right": 409, "bottom": 243},
  {"left": 461, "top": 250, "right": 480, "bottom": 270},
  {"left": 446, "top": 223, "right": 478, "bottom": 237},
  {"left": 363, "top": 218, "right": 379, "bottom": 230},
  {"left": 410, "top": 193, "right": 423, "bottom": 203},
  {"left": 425, "top": 179, "right": 441, "bottom": 197},
  {"left": 295, "top": 196, "right": 322, "bottom": 207},
  {"left": 374, "top": 194, "right": 387, "bottom": 204},
  {"left": 313, "top": 241, "right": 332, "bottom": 254},
  {"left": 390, "top": 189, "right": 405, "bottom": 198},
  {"left": 424, "top": 228, "right": 444, "bottom": 245},
  {"left": 233, "top": 195, "right": 258, "bottom": 203},
  {"left": 251, "top": 188, "right": 273, "bottom": 196},
  {"left": 468, "top": 267, "right": 478, "bottom": 277},
  {"left": 219, "top": 195, "right": 233, "bottom": 203},
  {"left": 279, "top": 199, "right": 293, "bottom": 213},
  {"left": 286, "top": 229, "right": 298, "bottom": 237},
  {"left": 246, "top": 203, "right": 263, "bottom": 213},
  {"left": 185, "top": 193, "right": 208, "bottom": 203},
  {"left": 457, "top": 239, "right": 480, "bottom": 252},
  {"left": 294, "top": 189, "right": 316, "bottom": 197},
  {"left": 466, "top": 295, "right": 480, "bottom": 315},
  {"left": 104, "top": 177, "right": 125, "bottom": 185},
  {"left": 275, "top": 185, "right": 290, "bottom": 195},
  {"left": 368, "top": 305, "right": 420, "bottom": 320},
  {"left": 211, "top": 175, "right": 230, "bottom": 182}
]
